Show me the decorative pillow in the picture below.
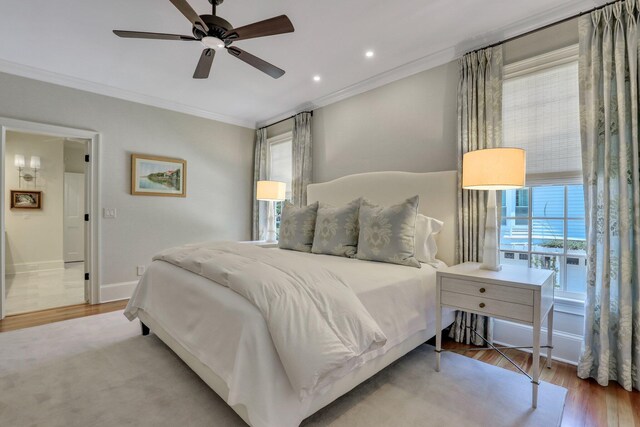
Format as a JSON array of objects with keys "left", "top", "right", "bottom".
[
  {"left": 415, "top": 214, "right": 444, "bottom": 266},
  {"left": 356, "top": 196, "right": 421, "bottom": 268},
  {"left": 278, "top": 202, "right": 319, "bottom": 252},
  {"left": 311, "top": 198, "right": 361, "bottom": 258}
]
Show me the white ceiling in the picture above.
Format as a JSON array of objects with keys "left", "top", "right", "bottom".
[{"left": 0, "top": 0, "right": 604, "bottom": 128}]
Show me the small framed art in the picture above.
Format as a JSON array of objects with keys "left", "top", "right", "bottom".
[
  {"left": 10, "top": 190, "right": 42, "bottom": 209},
  {"left": 131, "top": 154, "right": 187, "bottom": 197}
]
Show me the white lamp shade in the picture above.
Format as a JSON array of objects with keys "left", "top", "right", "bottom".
[
  {"left": 462, "top": 148, "right": 526, "bottom": 190},
  {"left": 14, "top": 154, "right": 25, "bottom": 168},
  {"left": 256, "top": 181, "right": 286, "bottom": 201},
  {"left": 30, "top": 156, "right": 41, "bottom": 169}
]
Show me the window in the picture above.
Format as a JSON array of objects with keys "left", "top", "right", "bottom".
[
  {"left": 500, "top": 46, "right": 586, "bottom": 300},
  {"left": 501, "top": 186, "right": 586, "bottom": 299},
  {"left": 268, "top": 132, "right": 293, "bottom": 237}
]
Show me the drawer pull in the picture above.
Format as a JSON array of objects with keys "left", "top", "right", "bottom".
[
  {"left": 479, "top": 288, "right": 486, "bottom": 293},
  {"left": 479, "top": 302, "right": 486, "bottom": 308}
]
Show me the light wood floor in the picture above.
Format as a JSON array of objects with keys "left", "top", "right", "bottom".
[
  {"left": 1, "top": 303, "right": 638, "bottom": 426},
  {"left": 0, "top": 300, "right": 127, "bottom": 332},
  {"left": 441, "top": 340, "right": 640, "bottom": 427}
]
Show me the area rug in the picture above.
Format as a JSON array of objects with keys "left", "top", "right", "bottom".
[{"left": 0, "top": 311, "right": 566, "bottom": 426}]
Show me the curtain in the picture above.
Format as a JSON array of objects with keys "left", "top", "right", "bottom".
[
  {"left": 292, "top": 112, "right": 313, "bottom": 207},
  {"left": 252, "top": 127, "right": 269, "bottom": 240},
  {"left": 577, "top": 0, "right": 640, "bottom": 391},
  {"left": 450, "top": 46, "right": 503, "bottom": 345}
]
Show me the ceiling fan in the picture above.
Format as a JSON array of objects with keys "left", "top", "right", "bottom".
[{"left": 113, "top": 0, "right": 294, "bottom": 79}]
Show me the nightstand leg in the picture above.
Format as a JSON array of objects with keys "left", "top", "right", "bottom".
[
  {"left": 546, "top": 306, "right": 554, "bottom": 369},
  {"left": 435, "top": 305, "right": 442, "bottom": 372},
  {"left": 532, "top": 314, "right": 541, "bottom": 408}
]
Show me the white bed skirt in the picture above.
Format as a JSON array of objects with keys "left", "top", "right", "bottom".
[{"left": 137, "top": 309, "right": 455, "bottom": 426}]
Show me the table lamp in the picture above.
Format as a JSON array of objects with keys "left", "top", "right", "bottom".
[
  {"left": 256, "top": 180, "right": 286, "bottom": 243},
  {"left": 462, "top": 148, "right": 526, "bottom": 271}
]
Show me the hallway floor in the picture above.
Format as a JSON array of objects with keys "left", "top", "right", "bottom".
[{"left": 4, "top": 262, "right": 85, "bottom": 315}]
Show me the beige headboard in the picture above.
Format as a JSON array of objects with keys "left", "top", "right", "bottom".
[{"left": 307, "top": 170, "right": 457, "bottom": 266}]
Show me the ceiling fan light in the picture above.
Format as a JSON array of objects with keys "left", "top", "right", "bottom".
[{"left": 201, "top": 36, "right": 225, "bottom": 50}]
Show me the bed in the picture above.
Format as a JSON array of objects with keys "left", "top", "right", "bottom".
[{"left": 124, "top": 170, "right": 458, "bottom": 427}]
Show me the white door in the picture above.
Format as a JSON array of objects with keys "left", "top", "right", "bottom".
[{"left": 64, "top": 173, "right": 85, "bottom": 263}]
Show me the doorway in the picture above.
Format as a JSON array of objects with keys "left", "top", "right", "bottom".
[
  {"left": 3, "top": 132, "right": 87, "bottom": 315},
  {"left": 0, "top": 118, "right": 100, "bottom": 319}
]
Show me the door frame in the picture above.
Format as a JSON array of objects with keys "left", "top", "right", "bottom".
[{"left": 0, "top": 118, "right": 100, "bottom": 319}]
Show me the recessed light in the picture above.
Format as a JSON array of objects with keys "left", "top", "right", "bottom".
[
  {"left": 365, "top": 50, "right": 374, "bottom": 58},
  {"left": 313, "top": 75, "right": 321, "bottom": 82}
]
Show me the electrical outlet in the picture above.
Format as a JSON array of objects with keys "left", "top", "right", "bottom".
[
  {"left": 103, "top": 208, "right": 117, "bottom": 219},
  {"left": 137, "top": 265, "right": 146, "bottom": 276}
]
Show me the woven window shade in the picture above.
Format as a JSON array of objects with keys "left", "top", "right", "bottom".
[
  {"left": 503, "top": 61, "right": 581, "bottom": 185},
  {"left": 269, "top": 139, "right": 292, "bottom": 199}
]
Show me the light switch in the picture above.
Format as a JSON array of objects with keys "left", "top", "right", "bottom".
[{"left": 103, "top": 208, "right": 117, "bottom": 219}]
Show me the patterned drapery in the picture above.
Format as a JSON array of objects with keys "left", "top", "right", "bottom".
[
  {"left": 450, "top": 45, "right": 503, "bottom": 345},
  {"left": 577, "top": 0, "right": 640, "bottom": 391},
  {"left": 252, "top": 127, "right": 269, "bottom": 240},
  {"left": 292, "top": 112, "right": 313, "bottom": 207}
]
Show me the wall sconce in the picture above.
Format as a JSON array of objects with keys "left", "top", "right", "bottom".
[{"left": 15, "top": 154, "right": 40, "bottom": 188}]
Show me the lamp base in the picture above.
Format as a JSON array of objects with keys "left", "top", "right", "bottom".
[
  {"left": 265, "top": 200, "right": 277, "bottom": 243},
  {"left": 481, "top": 189, "right": 502, "bottom": 273}
]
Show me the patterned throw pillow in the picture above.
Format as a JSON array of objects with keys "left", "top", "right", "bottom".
[
  {"left": 278, "top": 201, "right": 319, "bottom": 252},
  {"left": 356, "top": 196, "right": 421, "bottom": 268},
  {"left": 311, "top": 198, "right": 361, "bottom": 258}
]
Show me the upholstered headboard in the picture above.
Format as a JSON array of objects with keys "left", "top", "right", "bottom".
[{"left": 307, "top": 170, "right": 457, "bottom": 266}]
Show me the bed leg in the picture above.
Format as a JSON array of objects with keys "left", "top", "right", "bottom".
[{"left": 141, "top": 321, "right": 150, "bottom": 336}]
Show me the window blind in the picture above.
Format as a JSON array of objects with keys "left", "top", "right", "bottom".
[
  {"left": 503, "top": 60, "right": 582, "bottom": 185},
  {"left": 269, "top": 139, "right": 292, "bottom": 199}
]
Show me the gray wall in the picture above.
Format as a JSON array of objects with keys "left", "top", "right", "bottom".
[
  {"left": 312, "top": 60, "right": 459, "bottom": 183},
  {"left": 0, "top": 72, "right": 255, "bottom": 288},
  {"left": 310, "top": 19, "right": 579, "bottom": 184},
  {"left": 504, "top": 18, "right": 578, "bottom": 65}
]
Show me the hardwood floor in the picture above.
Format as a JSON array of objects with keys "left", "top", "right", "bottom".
[
  {"left": 1, "top": 303, "right": 638, "bottom": 426},
  {"left": 0, "top": 300, "right": 128, "bottom": 332},
  {"left": 441, "top": 340, "right": 640, "bottom": 427}
]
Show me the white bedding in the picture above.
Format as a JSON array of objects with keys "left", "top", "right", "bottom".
[
  {"left": 146, "top": 242, "right": 387, "bottom": 398},
  {"left": 125, "top": 246, "right": 452, "bottom": 427}
]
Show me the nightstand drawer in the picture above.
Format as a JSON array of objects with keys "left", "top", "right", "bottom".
[
  {"left": 440, "top": 291, "right": 534, "bottom": 323},
  {"left": 441, "top": 277, "right": 533, "bottom": 306}
]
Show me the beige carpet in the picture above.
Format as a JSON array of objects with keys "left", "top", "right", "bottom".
[{"left": 0, "top": 311, "right": 567, "bottom": 426}]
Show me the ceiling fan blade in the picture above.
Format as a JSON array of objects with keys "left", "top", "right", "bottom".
[
  {"left": 113, "top": 30, "right": 198, "bottom": 41},
  {"left": 227, "top": 47, "right": 285, "bottom": 79},
  {"left": 169, "top": 0, "right": 209, "bottom": 33},
  {"left": 194, "top": 48, "right": 215, "bottom": 79},
  {"left": 224, "top": 15, "right": 294, "bottom": 41}
]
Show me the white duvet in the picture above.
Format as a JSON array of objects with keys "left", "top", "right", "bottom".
[{"left": 135, "top": 241, "right": 387, "bottom": 398}]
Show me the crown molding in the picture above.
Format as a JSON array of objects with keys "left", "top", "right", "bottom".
[
  {"left": 0, "top": 58, "right": 255, "bottom": 129},
  {"left": 256, "top": 45, "right": 456, "bottom": 128},
  {"left": 259, "top": 0, "right": 600, "bottom": 128},
  {"left": 0, "top": 0, "right": 602, "bottom": 130}
]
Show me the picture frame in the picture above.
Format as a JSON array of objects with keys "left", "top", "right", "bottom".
[
  {"left": 131, "top": 154, "right": 187, "bottom": 197},
  {"left": 10, "top": 190, "right": 42, "bottom": 209}
]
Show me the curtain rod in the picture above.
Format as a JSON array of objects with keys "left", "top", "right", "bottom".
[
  {"left": 470, "top": 0, "right": 621, "bottom": 54},
  {"left": 262, "top": 111, "right": 314, "bottom": 130}
]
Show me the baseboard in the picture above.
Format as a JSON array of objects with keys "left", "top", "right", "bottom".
[
  {"left": 6, "top": 260, "right": 65, "bottom": 275},
  {"left": 493, "top": 319, "right": 582, "bottom": 366},
  {"left": 100, "top": 281, "right": 137, "bottom": 303}
]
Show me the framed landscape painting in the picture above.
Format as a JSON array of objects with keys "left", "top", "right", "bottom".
[{"left": 131, "top": 154, "right": 186, "bottom": 197}]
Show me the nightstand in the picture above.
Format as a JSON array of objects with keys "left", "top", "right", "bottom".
[
  {"left": 435, "top": 262, "right": 554, "bottom": 408},
  {"left": 239, "top": 240, "right": 279, "bottom": 248}
]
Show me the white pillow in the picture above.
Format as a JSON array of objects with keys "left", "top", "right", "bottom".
[{"left": 415, "top": 214, "right": 443, "bottom": 266}]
